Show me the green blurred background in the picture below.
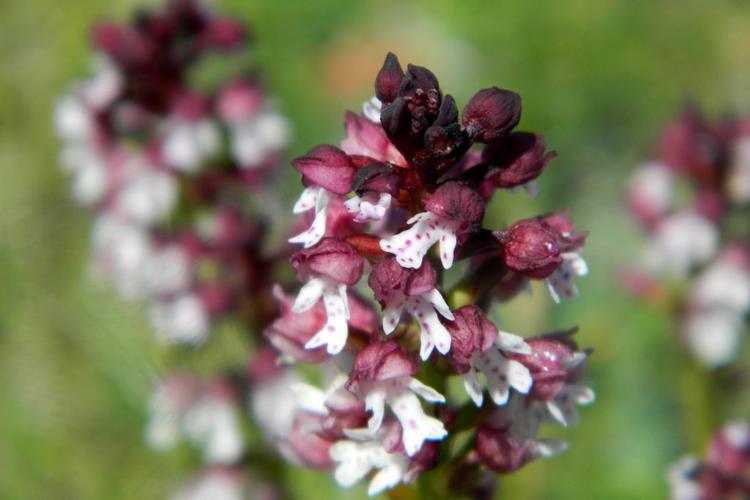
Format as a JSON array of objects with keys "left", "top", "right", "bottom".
[{"left": 2, "top": 0, "right": 750, "bottom": 498}]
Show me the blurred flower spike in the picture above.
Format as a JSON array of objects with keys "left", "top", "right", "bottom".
[{"left": 627, "top": 105, "right": 750, "bottom": 367}]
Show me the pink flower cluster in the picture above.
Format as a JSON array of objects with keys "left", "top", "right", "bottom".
[
  {"left": 261, "top": 53, "right": 593, "bottom": 496},
  {"left": 627, "top": 106, "right": 750, "bottom": 366},
  {"left": 54, "top": 0, "right": 289, "bottom": 345},
  {"left": 669, "top": 422, "right": 750, "bottom": 499},
  {"left": 55, "top": 3, "right": 293, "bottom": 497}
]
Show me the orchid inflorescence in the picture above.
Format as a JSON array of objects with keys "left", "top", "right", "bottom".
[
  {"left": 627, "top": 106, "right": 750, "bottom": 367},
  {"left": 627, "top": 108, "right": 750, "bottom": 499},
  {"left": 261, "top": 52, "right": 594, "bottom": 496},
  {"left": 54, "top": 0, "right": 289, "bottom": 346},
  {"left": 54, "top": 1, "right": 292, "bottom": 497}
]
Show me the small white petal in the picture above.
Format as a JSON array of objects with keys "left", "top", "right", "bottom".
[
  {"left": 527, "top": 438, "right": 568, "bottom": 459},
  {"left": 293, "top": 186, "right": 321, "bottom": 214},
  {"left": 304, "top": 286, "right": 350, "bottom": 354},
  {"left": 426, "top": 288, "right": 454, "bottom": 321},
  {"left": 523, "top": 180, "right": 540, "bottom": 198},
  {"left": 438, "top": 228, "right": 457, "bottom": 269},
  {"left": 389, "top": 390, "right": 447, "bottom": 457},
  {"left": 362, "top": 96, "right": 383, "bottom": 123},
  {"left": 292, "top": 278, "right": 325, "bottom": 313},
  {"left": 410, "top": 297, "right": 452, "bottom": 360},
  {"left": 368, "top": 461, "right": 406, "bottom": 496},
  {"left": 382, "top": 301, "right": 404, "bottom": 335},
  {"left": 331, "top": 442, "right": 373, "bottom": 487},
  {"left": 496, "top": 330, "right": 531, "bottom": 354},
  {"left": 546, "top": 400, "right": 569, "bottom": 426},
  {"left": 463, "top": 370, "right": 484, "bottom": 407},
  {"left": 365, "top": 390, "right": 387, "bottom": 434},
  {"left": 290, "top": 383, "right": 328, "bottom": 415},
  {"left": 407, "top": 378, "right": 446, "bottom": 403},
  {"left": 380, "top": 212, "right": 441, "bottom": 269}
]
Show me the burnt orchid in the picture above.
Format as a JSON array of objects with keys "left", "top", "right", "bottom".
[
  {"left": 54, "top": 0, "right": 289, "bottom": 345},
  {"left": 629, "top": 107, "right": 750, "bottom": 500},
  {"left": 267, "top": 52, "right": 593, "bottom": 496},
  {"left": 627, "top": 106, "right": 750, "bottom": 367},
  {"left": 56, "top": 2, "right": 297, "bottom": 498}
]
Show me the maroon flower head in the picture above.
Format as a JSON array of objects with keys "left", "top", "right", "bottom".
[
  {"left": 346, "top": 340, "right": 417, "bottom": 392},
  {"left": 510, "top": 330, "right": 584, "bottom": 401},
  {"left": 424, "top": 181, "right": 485, "bottom": 232},
  {"left": 292, "top": 145, "right": 356, "bottom": 195},
  {"left": 462, "top": 87, "right": 522, "bottom": 143},
  {"left": 495, "top": 218, "right": 565, "bottom": 279},
  {"left": 368, "top": 257, "right": 437, "bottom": 306},
  {"left": 479, "top": 132, "right": 556, "bottom": 193},
  {"left": 444, "top": 306, "right": 499, "bottom": 374},
  {"left": 290, "top": 238, "right": 364, "bottom": 285}
]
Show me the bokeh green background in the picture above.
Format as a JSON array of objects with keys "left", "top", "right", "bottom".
[{"left": 2, "top": 0, "right": 750, "bottom": 498}]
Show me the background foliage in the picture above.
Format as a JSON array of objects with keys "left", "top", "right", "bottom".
[{"left": 2, "top": 0, "right": 750, "bottom": 498}]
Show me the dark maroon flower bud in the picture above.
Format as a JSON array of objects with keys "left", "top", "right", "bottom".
[
  {"left": 368, "top": 257, "right": 437, "bottom": 305},
  {"left": 425, "top": 181, "right": 485, "bottom": 229},
  {"left": 475, "top": 426, "right": 534, "bottom": 474},
  {"left": 380, "top": 96, "right": 409, "bottom": 137},
  {"left": 422, "top": 122, "right": 471, "bottom": 170},
  {"left": 444, "top": 306, "right": 498, "bottom": 374},
  {"left": 292, "top": 145, "right": 356, "bottom": 195},
  {"left": 346, "top": 341, "right": 417, "bottom": 392},
  {"left": 463, "top": 87, "right": 521, "bottom": 142},
  {"left": 494, "top": 218, "right": 564, "bottom": 279},
  {"left": 509, "top": 330, "right": 583, "bottom": 401},
  {"left": 375, "top": 52, "right": 405, "bottom": 105},
  {"left": 480, "top": 132, "right": 556, "bottom": 191},
  {"left": 290, "top": 238, "right": 364, "bottom": 285},
  {"left": 435, "top": 95, "right": 459, "bottom": 127},
  {"left": 399, "top": 64, "right": 440, "bottom": 101},
  {"left": 352, "top": 162, "right": 402, "bottom": 197}
]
